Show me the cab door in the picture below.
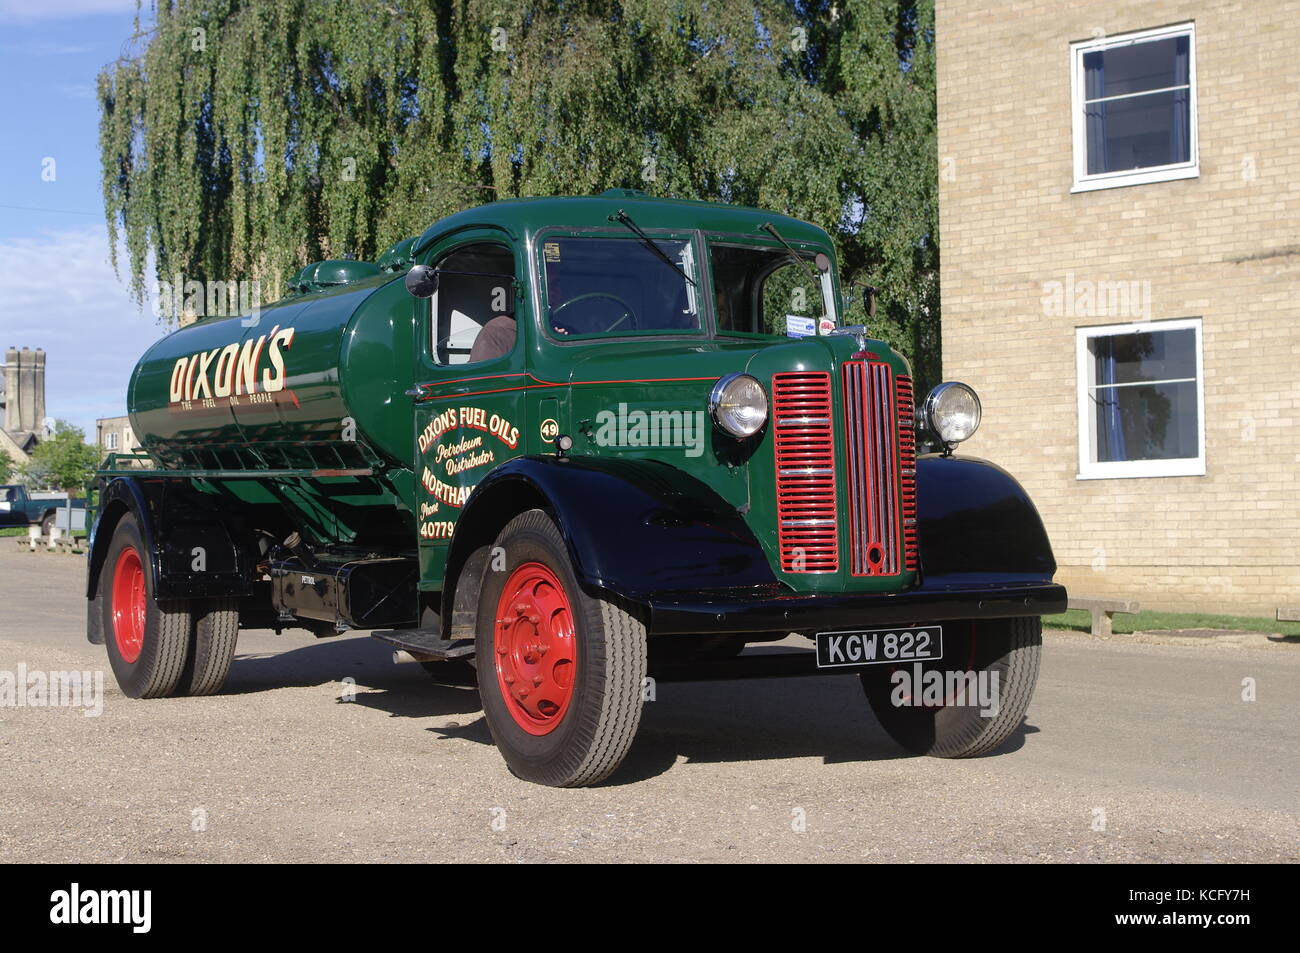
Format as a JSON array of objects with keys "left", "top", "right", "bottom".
[
  {"left": 410, "top": 231, "right": 529, "bottom": 586},
  {"left": 0, "top": 487, "right": 25, "bottom": 527}
]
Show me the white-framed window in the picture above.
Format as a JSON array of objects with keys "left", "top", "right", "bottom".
[
  {"left": 1070, "top": 22, "right": 1198, "bottom": 193},
  {"left": 1076, "top": 317, "right": 1204, "bottom": 479},
  {"left": 105, "top": 431, "right": 119, "bottom": 450}
]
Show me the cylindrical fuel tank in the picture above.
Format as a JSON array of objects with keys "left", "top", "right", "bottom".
[{"left": 127, "top": 271, "right": 415, "bottom": 470}]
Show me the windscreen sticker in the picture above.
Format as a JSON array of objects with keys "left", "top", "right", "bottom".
[
  {"left": 819, "top": 317, "right": 836, "bottom": 335},
  {"left": 543, "top": 242, "right": 561, "bottom": 262},
  {"left": 785, "top": 315, "right": 816, "bottom": 338}
]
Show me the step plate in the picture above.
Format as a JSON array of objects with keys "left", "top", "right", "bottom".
[{"left": 371, "top": 628, "right": 475, "bottom": 661}]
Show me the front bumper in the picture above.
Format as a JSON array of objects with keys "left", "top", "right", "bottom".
[{"left": 645, "top": 578, "right": 1067, "bottom": 635}]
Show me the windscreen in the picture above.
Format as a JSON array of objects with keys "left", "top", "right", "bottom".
[{"left": 540, "top": 236, "right": 701, "bottom": 338}]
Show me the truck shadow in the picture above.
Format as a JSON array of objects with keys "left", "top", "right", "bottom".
[
  {"left": 223, "top": 635, "right": 484, "bottom": 719},
  {"left": 612, "top": 681, "right": 1032, "bottom": 785},
  {"left": 222, "top": 635, "right": 1035, "bottom": 784}
]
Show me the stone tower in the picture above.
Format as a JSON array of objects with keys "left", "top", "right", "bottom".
[{"left": 3, "top": 347, "right": 46, "bottom": 435}]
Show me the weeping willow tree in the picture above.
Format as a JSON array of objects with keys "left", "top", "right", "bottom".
[{"left": 99, "top": 0, "right": 938, "bottom": 383}]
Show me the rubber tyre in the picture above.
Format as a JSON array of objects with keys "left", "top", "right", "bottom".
[
  {"left": 40, "top": 513, "right": 55, "bottom": 537},
  {"left": 100, "top": 514, "right": 192, "bottom": 699},
  {"left": 178, "top": 598, "right": 240, "bottom": 696},
  {"left": 475, "top": 509, "right": 646, "bottom": 787},
  {"left": 860, "top": 617, "right": 1041, "bottom": 758}
]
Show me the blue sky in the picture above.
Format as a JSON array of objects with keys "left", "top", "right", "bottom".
[{"left": 0, "top": 0, "right": 166, "bottom": 438}]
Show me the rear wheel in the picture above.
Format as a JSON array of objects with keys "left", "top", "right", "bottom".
[
  {"left": 178, "top": 598, "right": 240, "bottom": 696},
  {"left": 100, "top": 514, "right": 192, "bottom": 699},
  {"left": 40, "top": 513, "right": 54, "bottom": 537},
  {"left": 860, "top": 617, "right": 1041, "bottom": 758},
  {"left": 475, "top": 509, "right": 646, "bottom": 787}
]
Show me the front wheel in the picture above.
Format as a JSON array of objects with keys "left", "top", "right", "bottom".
[
  {"left": 475, "top": 509, "right": 647, "bottom": 787},
  {"left": 860, "top": 617, "right": 1041, "bottom": 758}
]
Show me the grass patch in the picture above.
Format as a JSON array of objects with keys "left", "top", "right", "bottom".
[
  {"left": 1045, "top": 607, "right": 1300, "bottom": 637},
  {"left": 0, "top": 527, "right": 31, "bottom": 537}
]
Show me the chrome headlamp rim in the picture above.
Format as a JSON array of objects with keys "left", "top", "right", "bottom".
[
  {"left": 708, "top": 372, "right": 769, "bottom": 438},
  {"left": 921, "top": 381, "right": 982, "bottom": 444}
]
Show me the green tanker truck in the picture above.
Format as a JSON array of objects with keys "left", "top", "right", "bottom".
[{"left": 87, "top": 190, "right": 1065, "bottom": 787}]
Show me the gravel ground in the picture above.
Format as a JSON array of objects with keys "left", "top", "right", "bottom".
[{"left": 1, "top": 545, "right": 1297, "bottom": 863}]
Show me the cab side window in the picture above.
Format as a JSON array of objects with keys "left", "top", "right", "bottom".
[
  {"left": 711, "top": 243, "right": 826, "bottom": 337},
  {"left": 430, "top": 243, "right": 517, "bottom": 365}
]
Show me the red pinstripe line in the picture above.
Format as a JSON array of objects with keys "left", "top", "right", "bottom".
[{"left": 414, "top": 374, "right": 718, "bottom": 402}]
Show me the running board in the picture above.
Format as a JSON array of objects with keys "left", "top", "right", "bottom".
[{"left": 371, "top": 627, "right": 475, "bottom": 663}]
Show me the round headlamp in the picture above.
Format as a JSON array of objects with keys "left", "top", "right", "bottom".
[
  {"left": 922, "top": 382, "right": 982, "bottom": 444},
  {"left": 709, "top": 373, "right": 769, "bottom": 438}
]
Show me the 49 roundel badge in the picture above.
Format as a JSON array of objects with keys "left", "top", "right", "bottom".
[{"left": 539, "top": 418, "right": 559, "bottom": 443}]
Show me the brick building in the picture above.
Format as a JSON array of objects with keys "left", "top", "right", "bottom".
[
  {"left": 95, "top": 415, "right": 139, "bottom": 455},
  {"left": 936, "top": 1, "right": 1299, "bottom": 614}
]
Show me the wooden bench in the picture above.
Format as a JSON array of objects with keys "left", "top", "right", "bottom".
[
  {"left": 1068, "top": 596, "right": 1140, "bottom": 637},
  {"left": 1278, "top": 607, "right": 1300, "bottom": 623},
  {"left": 13, "top": 534, "right": 85, "bottom": 553}
]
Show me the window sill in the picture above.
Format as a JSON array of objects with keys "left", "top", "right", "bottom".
[
  {"left": 1076, "top": 460, "right": 1206, "bottom": 480},
  {"left": 1071, "top": 164, "right": 1199, "bottom": 194}
]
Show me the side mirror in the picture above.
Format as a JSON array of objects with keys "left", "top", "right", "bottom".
[
  {"left": 863, "top": 285, "right": 878, "bottom": 318},
  {"left": 405, "top": 264, "right": 439, "bottom": 299}
]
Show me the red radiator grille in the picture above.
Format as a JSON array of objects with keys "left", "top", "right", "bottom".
[
  {"left": 772, "top": 371, "right": 838, "bottom": 573},
  {"left": 896, "top": 375, "right": 919, "bottom": 572},
  {"left": 842, "top": 360, "right": 904, "bottom": 576}
]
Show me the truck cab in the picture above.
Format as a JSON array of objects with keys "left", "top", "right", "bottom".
[{"left": 87, "top": 192, "right": 1065, "bottom": 787}]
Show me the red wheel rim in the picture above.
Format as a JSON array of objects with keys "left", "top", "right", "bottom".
[
  {"left": 111, "top": 547, "right": 147, "bottom": 664},
  {"left": 493, "top": 562, "right": 577, "bottom": 735}
]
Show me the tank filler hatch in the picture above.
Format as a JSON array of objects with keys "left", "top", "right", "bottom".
[{"left": 286, "top": 259, "right": 382, "bottom": 296}]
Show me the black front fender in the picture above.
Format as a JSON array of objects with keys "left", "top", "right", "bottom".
[
  {"left": 443, "top": 455, "right": 776, "bottom": 618},
  {"left": 442, "top": 453, "right": 1060, "bottom": 635},
  {"left": 916, "top": 453, "right": 1057, "bottom": 586}
]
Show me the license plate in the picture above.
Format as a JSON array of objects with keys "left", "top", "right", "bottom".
[{"left": 815, "top": 625, "right": 943, "bottom": 670}]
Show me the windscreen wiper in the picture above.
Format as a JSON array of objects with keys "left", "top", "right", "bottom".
[
  {"left": 760, "top": 222, "right": 822, "bottom": 285},
  {"left": 609, "top": 209, "right": 696, "bottom": 286}
]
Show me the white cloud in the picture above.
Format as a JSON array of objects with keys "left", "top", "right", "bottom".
[
  {"left": 0, "top": 0, "right": 139, "bottom": 21},
  {"left": 0, "top": 224, "right": 170, "bottom": 439}
]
